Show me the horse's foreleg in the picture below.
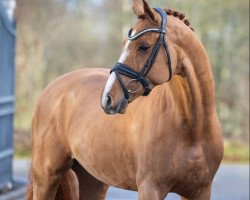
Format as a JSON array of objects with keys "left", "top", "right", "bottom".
[
  {"left": 32, "top": 167, "right": 73, "bottom": 200},
  {"left": 31, "top": 131, "right": 74, "bottom": 200},
  {"left": 182, "top": 184, "right": 211, "bottom": 200},
  {"left": 191, "top": 184, "right": 211, "bottom": 200},
  {"left": 137, "top": 180, "right": 168, "bottom": 200},
  {"left": 72, "top": 161, "right": 109, "bottom": 200},
  {"left": 32, "top": 155, "right": 74, "bottom": 200}
]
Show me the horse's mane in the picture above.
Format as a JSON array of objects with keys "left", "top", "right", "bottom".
[{"left": 164, "top": 8, "right": 194, "bottom": 32}]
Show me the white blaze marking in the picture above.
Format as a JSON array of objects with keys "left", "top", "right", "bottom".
[
  {"left": 118, "top": 29, "right": 136, "bottom": 63},
  {"left": 118, "top": 40, "right": 130, "bottom": 63},
  {"left": 102, "top": 30, "right": 137, "bottom": 108},
  {"left": 101, "top": 72, "right": 117, "bottom": 107}
]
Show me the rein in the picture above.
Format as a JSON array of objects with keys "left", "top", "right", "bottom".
[{"left": 111, "top": 8, "right": 172, "bottom": 101}]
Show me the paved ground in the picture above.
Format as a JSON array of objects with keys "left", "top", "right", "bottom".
[
  {"left": 107, "top": 165, "right": 249, "bottom": 200},
  {"left": 3, "top": 160, "right": 250, "bottom": 200}
]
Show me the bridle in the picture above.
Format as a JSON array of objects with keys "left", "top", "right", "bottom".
[{"left": 110, "top": 8, "right": 172, "bottom": 101}]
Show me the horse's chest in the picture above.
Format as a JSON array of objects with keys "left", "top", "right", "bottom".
[
  {"left": 182, "top": 157, "right": 210, "bottom": 184},
  {"left": 176, "top": 145, "right": 211, "bottom": 186}
]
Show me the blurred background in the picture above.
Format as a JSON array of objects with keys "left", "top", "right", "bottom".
[{"left": 14, "top": 0, "right": 249, "bottom": 162}]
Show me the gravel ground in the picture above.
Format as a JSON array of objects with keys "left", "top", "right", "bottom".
[{"left": 2, "top": 160, "right": 249, "bottom": 200}]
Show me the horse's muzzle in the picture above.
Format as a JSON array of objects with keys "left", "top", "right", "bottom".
[{"left": 101, "top": 94, "right": 127, "bottom": 115}]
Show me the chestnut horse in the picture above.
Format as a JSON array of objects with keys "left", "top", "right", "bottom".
[{"left": 27, "top": 0, "right": 223, "bottom": 200}]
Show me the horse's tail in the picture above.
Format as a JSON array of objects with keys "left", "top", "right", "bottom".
[{"left": 26, "top": 169, "right": 79, "bottom": 200}]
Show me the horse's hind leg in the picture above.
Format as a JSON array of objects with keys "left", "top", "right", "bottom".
[{"left": 72, "top": 161, "right": 109, "bottom": 200}]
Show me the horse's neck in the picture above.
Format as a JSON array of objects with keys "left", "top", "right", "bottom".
[{"left": 167, "top": 38, "right": 215, "bottom": 139}]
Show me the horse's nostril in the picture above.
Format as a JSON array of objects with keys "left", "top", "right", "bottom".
[{"left": 106, "top": 94, "right": 112, "bottom": 108}]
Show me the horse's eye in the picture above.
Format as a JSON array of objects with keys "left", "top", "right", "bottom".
[{"left": 138, "top": 44, "right": 150, "bottom": 53}]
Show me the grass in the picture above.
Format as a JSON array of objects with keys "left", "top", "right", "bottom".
[
  {"left": 223, "top": 141, "right": 249, "bottom": 163},
  {"left": 14, "top": 129, "right": 32, "bottom": 158},
  {"left": 14, "top": 148, "right": 31, "bottom": 158}
]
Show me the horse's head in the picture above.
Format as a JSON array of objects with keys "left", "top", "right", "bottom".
[{"left": 101, "top": 0, "right": 184, "bottom": 114}]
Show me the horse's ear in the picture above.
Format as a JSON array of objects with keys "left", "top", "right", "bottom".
[{"left": 133, "top": 0, "right": 157, "bottom": 21}]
